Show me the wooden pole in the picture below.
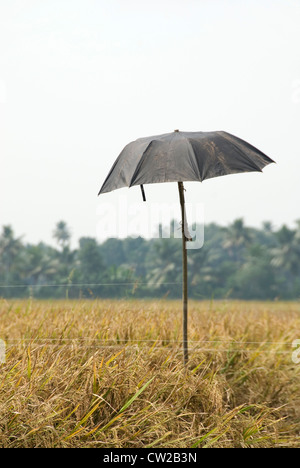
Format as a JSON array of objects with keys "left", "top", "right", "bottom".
[{"left": 178, "top": 181, "right": 189, "bottom": 365}]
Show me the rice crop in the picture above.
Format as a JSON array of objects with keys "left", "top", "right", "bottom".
[{"left": 0, "top": 298, "right": 300, "bottom": 448}]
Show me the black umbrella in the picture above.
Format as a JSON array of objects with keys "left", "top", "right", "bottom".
[{"left": 98, "top": 130, "right": 275, "bottom": 364}]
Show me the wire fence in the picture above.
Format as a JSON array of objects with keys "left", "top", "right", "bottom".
[
  {"left": 3, "top": 338, "right": 297, "bottom": 345},
  {"left": 0, "top": 281, "right": 182, "bottom": 288},
  {"left": 0, "top": 280, "right": 184, "bottom": 300},
  {"left": 3, "top": 337, "right": 297, "bottom": 355},
  {"left": 3, "top": 345, "right": 295, "bottom": 355}
]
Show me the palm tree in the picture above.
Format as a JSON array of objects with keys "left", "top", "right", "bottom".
[
  {"left": 230, "top": 243, "right": 276, "bottom": 299},
  {"left": 26, "top": 243, "right": 60, "bottom": 286},
  {"left": 0, "top": 225, "right": 23, "bottom": 285},
  {"left": 77, "top": 237, "right": 107, "bottom": 296},
  {"left": 262, "top": 221, "right": 274, "bottom": 233},
  {"left": 53, "top": 221, "right": 71, "bottom": 250},
  {"left": 145, "top": 233, "right": 181, "bottom": 297},
  {"left": 222, "top": 218, "right": 252, "bottom": 263},
  {"left": 271, "top": 225, "right": 300, "bottom": 276}
]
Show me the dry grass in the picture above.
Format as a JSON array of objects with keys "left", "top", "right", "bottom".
[{"left": 0, "top": 298, "right": 300, "bottom": 448}]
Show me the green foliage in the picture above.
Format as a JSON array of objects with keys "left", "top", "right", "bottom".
[
  {"left": 53, "top": 220, "right": 71, "bottom": 250},
  {"left": 1, "top": 219, "right": 300, "bottom": 299}
]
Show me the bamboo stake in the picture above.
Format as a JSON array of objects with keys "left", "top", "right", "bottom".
[{"left": 178, "top": 181, "right": 190, "bottom": 365}]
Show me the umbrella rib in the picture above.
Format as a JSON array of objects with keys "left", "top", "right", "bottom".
[
  {"left": 221, "top": 131, "right": 275, "bottom": 165},
  {"left": 184, "top": 137, "right": 202, "bottom": 182},
  {"left": 218, "top": 133, "right": 265, "bottom": 172},
  {"left": 129, "top": 141, "right": 155, "bottom": 187},
  {"left": 98, "top": 153, "right": 123, "bottom": 195}
]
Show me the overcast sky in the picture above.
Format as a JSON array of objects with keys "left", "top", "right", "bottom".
[{"left": 0, "top": 0, "right": 299, "bottom": 247}]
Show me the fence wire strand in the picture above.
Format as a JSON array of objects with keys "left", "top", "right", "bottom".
[
  {"left": 4, "top": 343, "right": 294, "bottom": 354},
  {"left": 3, "top": 338, "right": 297, "bottom": 345},
  {"left": 0, "top": 282, "right": 181, "bottom": 288}
]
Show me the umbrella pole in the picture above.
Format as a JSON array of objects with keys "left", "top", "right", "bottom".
[{"left": 178, "top": 182, "right": 188, "bottom": 365}]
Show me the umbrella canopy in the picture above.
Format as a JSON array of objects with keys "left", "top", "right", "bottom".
[{"left": 99, "top": 130, "right": 274, "bottom": 195}]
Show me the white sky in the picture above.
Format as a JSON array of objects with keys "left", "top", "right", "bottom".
[{"left": 0, "top": 0, "right": 299, "bottom": 247}]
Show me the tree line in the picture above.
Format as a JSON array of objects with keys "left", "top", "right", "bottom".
[{"left": 0, "top": 219, "right": 300, "bottom": 300}]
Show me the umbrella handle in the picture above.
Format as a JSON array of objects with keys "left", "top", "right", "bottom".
[{"left": 140, "top": 184, "right": 146, "bottom": 202}]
